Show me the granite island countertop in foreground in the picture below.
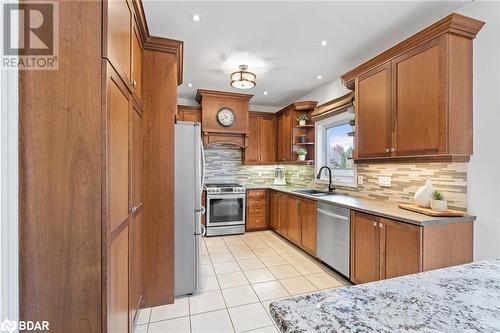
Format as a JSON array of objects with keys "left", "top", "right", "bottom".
[{"left": 269, "top": 259, "right": 500, "bottom": 333}]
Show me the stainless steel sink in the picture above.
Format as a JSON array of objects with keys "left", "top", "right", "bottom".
[{"left": 292, "top": 189, "right": 334, "bottom": 196}]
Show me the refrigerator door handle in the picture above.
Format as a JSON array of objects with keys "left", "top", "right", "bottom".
[
  {"left": 200, "top": 224, "right": 206, "bottom": 237},
  {"left": 200, "top": 140, "right": 205, "bottom": 190}
]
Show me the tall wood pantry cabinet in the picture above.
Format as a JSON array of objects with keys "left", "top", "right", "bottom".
[
  {"left": 244, "top": 112, "right": 277, "bottom": 164},
  {"left": 19, "top": 1, "right": 183, "bottom": 332}
]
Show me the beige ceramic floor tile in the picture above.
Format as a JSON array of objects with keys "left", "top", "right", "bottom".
[
  {"left": 132, "top": 325, "right": 147, "bottom": 333},
  {"left": 260, "top": 255, "right": 288, "bottom": 267},
  {"left": 202, "top": 263, "right": 216, "bottom": 277},
  {"left": 305, "top": 272, "right": 345, "bottom": 290},
  {"left": 217, "top": 271, "right": 249, "bottom": 289},
  {"left": 210, "top": 252, "right": 235, "bottom": 264},
  {"left": 189, "top": 290, "right": 226, "bottom": 315},
  {"left": 190, "top": 309, "right": 235, "bottom": 333},
  {"left": 201, "top": 275, "right": 220, "bottom": 292},
  {"left": 150, "top": 297, "right": 189, "bottom": 322},
  {"left": 231, "top": 251, "right": 256, "bottom": 260},
  {"left": 244, "top": 268, "right": 276, "bottom": 284},
  {"left": 268, "top": 264, "right": 301, "bottom": 279},
  {"left": 238, "top": 258, "right": 266, "bottom": 271},
  {"left": 245, "top": 325, "right": 280, "bottom": 333},
  {"left": 214, "top": 261, "right": 241, "bottom": 274},
  {"left": 252, "top": 281, "right": 290, "bottom": 301},
  {"left": 292, "top": 261, "right": 323, "bottom": 275},
  {"left": 134, "top": 307, "right": 151, "bottom": 325},
  {"left": 222, "top": 285, "right": 259, "bottom": 307},
  {"left": 208, "top": 245, "right": 231, "bottom": 255},
  {"left": 148, "top": 316, "right": 190, "bottom": 333},
  {"left": 253, "top": 247, "right": 278, "bottom": 258},
  {"left": 228, "top": 303, "right": 273, "bottom": 332},
  {"left": 279, "top": 276, "right": 318, "bottom": 296}
]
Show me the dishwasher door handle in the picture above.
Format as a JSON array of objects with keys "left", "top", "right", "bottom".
[{"left": 317, "top": 208, "right": 349, "bottom": 221}]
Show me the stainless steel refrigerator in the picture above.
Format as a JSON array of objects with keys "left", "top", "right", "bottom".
[{"left": 174, "top": 121, "right": 205, "bottom": 296}]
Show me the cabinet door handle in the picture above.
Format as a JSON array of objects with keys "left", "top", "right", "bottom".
[
  {"left": 373, "top": 221, "right": 377, "bottom": 227},
  {"left": 130, "top": 206, "right": 137, "bottom": 214},
  {"left": 131, "top": 80, "right": 137, "bottom": 89},
  {"left": 390, "top": 148, "right": 395, "bottom": 152},
  {"left": 385, "top": 148, "right": 390, "bottom": 153},
  {"left": 379, "top": 223, "right": 384, "bottom": 228}
]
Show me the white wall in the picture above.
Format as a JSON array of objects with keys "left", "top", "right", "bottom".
[
  {"left": 457, "top": 1, "right": 500, "bottom": 261},
  {"left": 298, "top": 2, "right": 500, "bottom": 261}
]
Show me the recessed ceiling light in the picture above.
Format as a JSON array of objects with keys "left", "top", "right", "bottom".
[
  {"left": 191, "top": 14, "right": 201, "bottom": 22},
  {"left": 263, "top": 91, "right": 268, "bottom": 95},
  {"left": 187, "top": 83, "right": 193, "bottom": 87},
  {"left": 317, "top": 75, "right": 323, "bottom": 80},
  {"left": 320, "top": 40, "right": 328, "bottom": 46}
]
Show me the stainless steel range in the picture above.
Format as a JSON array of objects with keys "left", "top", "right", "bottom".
[{"left": 205, "top": 183, "right": 246, "bottom": 236}]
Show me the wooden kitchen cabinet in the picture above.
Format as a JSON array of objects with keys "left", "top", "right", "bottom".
[
  {"left": 129, "top": 210, "right": 142, "bottom": 329},
  {"left": 300, "top": 198, "right": 317, "bottom": 256},
  {"left": 246, "top": 190, "right": 269, "bottom": 231},
  {"left": 355, "top": 63, "right": 392, "bottom": 158},
  {"left": 109, "top": 226, "right": 129, "bottom": 333},
  {"left": 245, "top": 113, "right": 277, "bottom": 164},
  {"left": 286, "top": 195, "right": 302, "bottom": 245},
  {"left": 351, "top": 210, "right": 471, "bottom": 284},
  {"left": 350, "top": 211, "right": 381, "bottom": 284},
  {"left": 104, "top": 0, "right": 132, "bottom": 84},
  {"left": 269, "top": 191, "right": 280, "bottom": 230},
  {"left": 342, "top": 14, "right": 484, "bottom": 163},
  {"left": 381, "top": 218, "right": 422, "bottom": 279},
  {"left": 131, "top": 103, "right": 143, "bottom": 208},
  {"left": 270, "top": 191, "right": 288, "bottom": 236},
  {"left": 131, "top": 17, "right": 142, "bottom": 102}
]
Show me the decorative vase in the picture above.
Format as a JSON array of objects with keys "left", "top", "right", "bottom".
[
  {"left": 430, "top": 199, "right": 447, "bottom": 211},
  {"left": 299, "top": 120, "right": 306, "bottom": 126},
  {"left": 298, "top": 154, "right": 306, "bottom": 161},
  {"left": 414, "top": 179, "right": 434, "bottom": 208}
]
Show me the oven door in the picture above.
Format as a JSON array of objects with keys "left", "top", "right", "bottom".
[{"left": 206, "top": 194, "right": 245, "bottom": 227}]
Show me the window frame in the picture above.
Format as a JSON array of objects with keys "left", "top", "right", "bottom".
[{"left": 315, "top": 110, "right": 357, "bottom": 188}]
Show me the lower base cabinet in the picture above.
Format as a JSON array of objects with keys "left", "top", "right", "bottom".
[
  {"left": 110, "top": 227, "right": 129, "bottom": 333},
  {"left": 350, "top": 210, "right": 472, "bottom": 284},
  {"left": 269, "top": 191, "right": 317, "bottom": 256},
  {"left": 246, "top": 190, "right": 269, "bottom": 231}
]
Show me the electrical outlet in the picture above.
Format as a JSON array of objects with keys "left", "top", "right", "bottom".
[
  {"left": 378, "top": 176, "right": 391, "bottom": 187},
  {"left": 357, "top": 175, "right": 364, "bottom": 185}
]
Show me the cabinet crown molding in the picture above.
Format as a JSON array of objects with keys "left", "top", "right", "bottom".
[
  {"left": 276, "top": 101, "right": 318, "bottom": 116},
  {"left": 341, "top": 13, "right": 485, "bottom": 89},
  {"left": 195, "top": 89, "right": 254, "bottom": 103}
]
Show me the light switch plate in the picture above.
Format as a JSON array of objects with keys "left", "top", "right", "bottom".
[
  {"left": 357, "top": 175, "right": 364, "bottom": 185},
  {"left": 378, "top": 176, "right": 391, "bottom": 187}
]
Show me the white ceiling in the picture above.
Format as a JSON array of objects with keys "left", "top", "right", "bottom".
[{"left": 143, "top": 1, "right": 469, "bottom": 107}]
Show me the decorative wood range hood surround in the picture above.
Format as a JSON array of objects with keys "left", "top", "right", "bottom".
[{"left": 196, "top": 89, "right": 254, "bottom": 147}]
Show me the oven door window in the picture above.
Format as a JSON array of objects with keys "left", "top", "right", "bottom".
[{"left": 209, "top": 197, "right": 244, "bottom": 223}]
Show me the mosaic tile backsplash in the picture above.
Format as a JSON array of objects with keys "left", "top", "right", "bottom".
[{"left": 204, "top": 144, "right": 468, "bottom": 210}]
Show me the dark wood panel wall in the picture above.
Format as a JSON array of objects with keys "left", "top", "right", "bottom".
[{"left": 19, "top": 1, "right": 103, "bottom": 332}]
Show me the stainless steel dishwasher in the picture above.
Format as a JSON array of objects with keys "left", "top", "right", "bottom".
[{"left": 316, "top": 202, "right": 350, "bottom": 278}]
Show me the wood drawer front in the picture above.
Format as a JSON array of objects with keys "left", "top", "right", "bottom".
[
  {"left": 247, "top": 198, "right": 266, "bottom": 207},
  {"left": 248, "top": 190, "right": 266, "bottom": 199}
]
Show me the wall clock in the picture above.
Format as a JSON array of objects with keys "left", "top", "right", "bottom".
[{"left": 216, "top": 107, "right": 235, "bottom": 127}]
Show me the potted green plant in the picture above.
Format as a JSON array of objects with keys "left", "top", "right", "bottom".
[
  {"left": 430, "top": 189, "right": 447, "bottom": 211},
  {"left": 297, "top": 113, "right": 308, "bottom": 126},
  {"left": 297, "top": 147, "right": 307, "bottom": 161}
]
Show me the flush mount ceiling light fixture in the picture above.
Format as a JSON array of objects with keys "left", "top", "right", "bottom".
[{"left": 230, "top": 65, "right": 256, "bottom": 90}]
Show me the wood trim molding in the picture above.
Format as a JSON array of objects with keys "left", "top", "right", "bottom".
[
  {"left": 311, "top": 92, "right": 354, "bottom": 120},
  {"left": 195, "top": 89, "right": 254, "bottom": 103},
  {"left": 143, "top": 36, "right": 183, "bottom": 85},
  {"left": 340, "top": 13, "right": 485, "bottom": 89},
  {"left": 249, "top": 111, "right": 277, "bottom": 117},
  {"left": 132, "top": 0, "right": 149, "bottom": 43},
  {"left": 276, "top": 101, "right": 318, "bottom": 116}
]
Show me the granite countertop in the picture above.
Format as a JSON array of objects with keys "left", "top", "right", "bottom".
[
  {"left": 270, "top": 259, "right": 500, "bottom": 333},
  {"left": 245, "top": 185, "right": 475, "bottom": 226}
]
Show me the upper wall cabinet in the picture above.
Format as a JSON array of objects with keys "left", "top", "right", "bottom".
[
  {"left": 244, "top": 112, "right": 277, "bottom": 164},
  {"left": 341, "top": 13, "right": 484, "bottom": 163}
]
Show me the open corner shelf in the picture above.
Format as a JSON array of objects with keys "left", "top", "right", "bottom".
[
  {"left": 295, "top": 124, "right": 314, "bottom": 128},
  {"left": 294, "top": 142, "right": 315, "bottom": 145}
]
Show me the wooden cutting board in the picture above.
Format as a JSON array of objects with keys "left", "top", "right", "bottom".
[{"left": 398, "top": 203, "right": 467, "bottom": 217}]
